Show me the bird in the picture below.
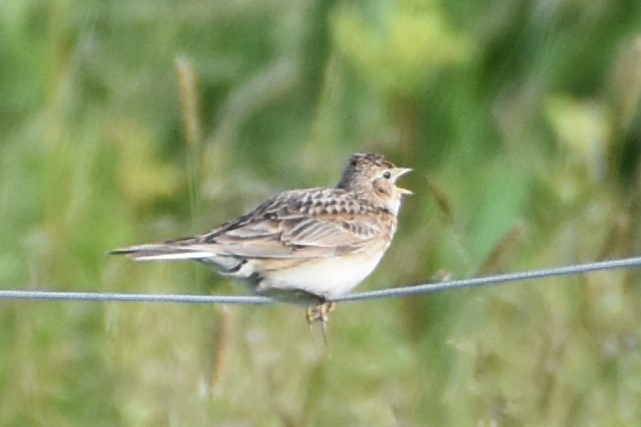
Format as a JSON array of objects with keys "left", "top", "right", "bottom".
[{"left": 111, "top": 152, "right": 412, "bottom": 336}]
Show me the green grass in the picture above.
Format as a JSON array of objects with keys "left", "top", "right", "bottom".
[{"left": 2, "top": 0, "right": 641, "bottom": 425}]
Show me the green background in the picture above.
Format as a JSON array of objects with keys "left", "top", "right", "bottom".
[{"left": 2, "top": 0, "right": 641, "bottom": 425}]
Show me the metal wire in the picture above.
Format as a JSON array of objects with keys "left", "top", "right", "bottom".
[
  {"left": 0, "top": 290, "right": 273, "bottom": 304},
  {"left": 333, "top": 255, "right": 641, "bottom": 302},
  {"left": 1, "top": 256, "right": 641, "bottom": 305}
]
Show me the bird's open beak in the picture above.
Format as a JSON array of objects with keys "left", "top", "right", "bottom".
[{"left": 394, "top": 167, "right": 413, "bottom": 195}]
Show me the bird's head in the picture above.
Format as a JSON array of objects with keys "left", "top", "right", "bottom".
[{"left": 337, "top": 152, "right": 412, "bottom": 214}]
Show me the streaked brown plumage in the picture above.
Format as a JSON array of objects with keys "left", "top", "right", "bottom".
[{"left": 111, "top": 152, "right": 411, "bottom": 332}]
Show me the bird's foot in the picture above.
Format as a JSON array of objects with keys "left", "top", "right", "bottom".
[
  {"left": 305, "top": 301, "right": 335, "bottom": 324},
  {"left": 306, "top": 301, "right": 335, "bottom": 344}
]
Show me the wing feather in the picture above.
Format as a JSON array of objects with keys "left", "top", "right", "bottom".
[{"left": 195, "top": 188, "right": 389, "bottom": 259}]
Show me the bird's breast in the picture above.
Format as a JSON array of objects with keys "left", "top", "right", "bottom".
[{"left": 253, "top": 246, "right": 388, "bottom": 298}]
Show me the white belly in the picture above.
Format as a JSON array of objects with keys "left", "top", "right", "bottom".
[{"left": 257, "top": 251, "right": 384, "bottom": 298}]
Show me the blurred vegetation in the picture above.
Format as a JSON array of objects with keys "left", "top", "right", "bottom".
[{"left": 2, "top": 0, "right": 641, "bottom": 425}]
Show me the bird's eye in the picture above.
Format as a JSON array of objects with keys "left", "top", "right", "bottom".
[{"left": 383, "top": 171, "right": 392, "bottom": 179}]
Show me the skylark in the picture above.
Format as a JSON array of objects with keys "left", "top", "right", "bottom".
[{"left": 111, "top": 152, "right": 412, "bottom": 334}]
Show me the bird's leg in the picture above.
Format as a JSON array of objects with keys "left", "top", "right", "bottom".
[
  {"left": 305, "top": 301, "right": 335, "bottom": 323},
  {"left": 319, "top": 302, "right": 335, "bottom": 344},
  {"left": 306, "top": 300, "right": 336, "bottom": 344}
]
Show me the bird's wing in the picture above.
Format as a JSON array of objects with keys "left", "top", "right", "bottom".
[{"left": 197, "top": 189, "right": 388, "bottom": 259}]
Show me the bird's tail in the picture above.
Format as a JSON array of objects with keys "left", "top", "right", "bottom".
[{"left": 110, "top": 243, "right": 216, "bottom": 262}]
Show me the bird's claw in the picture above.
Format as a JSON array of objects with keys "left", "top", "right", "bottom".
[{"left": 306, "top": 301, "right": 335, "bottom": 344}]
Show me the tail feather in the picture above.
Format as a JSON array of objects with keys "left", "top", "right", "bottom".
[{"left": 110, "top": 244, "right": 215, "bottom": 262}]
